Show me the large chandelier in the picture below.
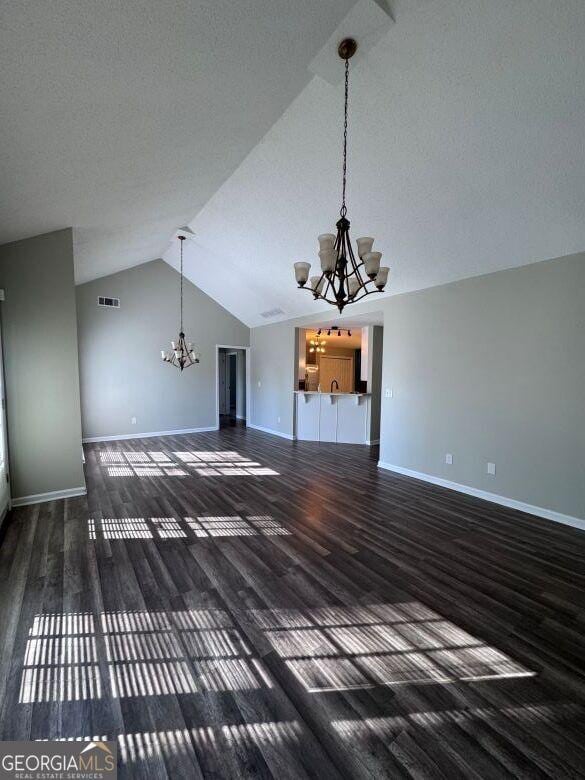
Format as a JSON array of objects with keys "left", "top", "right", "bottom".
[
  {"left": 161, "top": 235, "right": 200, "bottom": 371},
  {"left": 294, "top": 38, "right": 389, "bottom": 313}
]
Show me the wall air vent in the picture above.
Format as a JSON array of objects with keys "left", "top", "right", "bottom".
[
  {"left": 260, "top": 307, "right": 284, "bottom": 319},
  {"left": 98, "top": 296, "right": 120, "bottom": 308}
]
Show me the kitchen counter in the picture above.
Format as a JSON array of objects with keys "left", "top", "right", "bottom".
[
  {"left": 293, "top": 391, "right": 369, "bottom": 396},
  {"left": 294, "top": 390, "right": 373, "bottom": 444}
]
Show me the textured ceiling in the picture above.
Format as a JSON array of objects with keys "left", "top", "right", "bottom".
[
  {"left": 3, "top": 1, "right": 585, "bottom": 329},
  {"left": 0, "top": 0, "right": 356, "bottom": 281},
  {"left": 164, "top": 0, "right": 585, "bottom": 326}
]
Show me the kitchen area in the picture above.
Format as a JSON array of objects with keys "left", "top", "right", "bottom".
[{"left": 294, "top": 324, "right": 383, "bottom": 445}]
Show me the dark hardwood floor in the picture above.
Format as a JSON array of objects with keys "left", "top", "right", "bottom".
[{"left": 1, "top": 426, "right": 585, "bottom": 778}]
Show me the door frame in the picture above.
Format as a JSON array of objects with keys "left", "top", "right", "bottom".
[{"left": 215, "top": 345, "right": 251, "bottom": 429}]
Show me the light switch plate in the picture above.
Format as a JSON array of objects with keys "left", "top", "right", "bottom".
[
  {"left": 385, "top": 388, "right": 393, "bottom": 398},
  {"left": 487, "top": 462, "right": 496, "bottom": 475},
  {"left": 131, "top": 416, "right": 137, "bottom": 425},
  {"left": 445, "top": 453, "right": 453, "bottom": 465}
]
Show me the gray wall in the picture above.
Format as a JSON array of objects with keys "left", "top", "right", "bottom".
[
  {"left": 250, "top": 253, "right": 585, "bottom": 520},
  {"left": 76, "top": 260, "right": 249, "bottom": 439},
  {"left": 250, "top": 322, "right": 296, "bottom": 436},
  {"left": 0, "top": 229, "right": 85, "bottom": 500},
  {"left": 368, "top": 325, "right": 383, "bottom": 442},
  {"left": 379, "top": 252, "right": 585, "bottom": 520}
]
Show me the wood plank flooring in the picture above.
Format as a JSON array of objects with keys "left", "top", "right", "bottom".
[{"left": 1, "top": 426, "right": 585, "bottom": 778}]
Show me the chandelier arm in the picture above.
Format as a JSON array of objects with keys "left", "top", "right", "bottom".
[
  {"left": 349, "top": 287, "right": 380, "bottom": 305},
  {"left": 346, "top": 239, "right": 365, "bottom": 285},
  {"left": 308, "top": 288, "right": 341, "bottom": 307},
  {"left": 300, "top": 285, "right": 337, "bottom": 306},
  {"left": 339, "top": 226, "right": 350, "bottom": 303},
  {"left": 320, "top": 294, "right": 344, "bottom": 307},
  {"left": 331, "top": 229, "right": 343, "bottom": 302},
  {"left": 321, "top": 271, "right": 334, "bottom": 301}
]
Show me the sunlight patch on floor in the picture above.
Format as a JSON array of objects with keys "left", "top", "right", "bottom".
[
  {"left": 249, "top": 601, "right": 534, "bottom": 692},
  {"left": 98, "top": 448, "right": 279, "bottom": 477},
  {"left": 151, "top": 518, "right": 187, "bottom": 539},
  {"left": 19, "top": 608, "right": 273, "bottom": 703},
  {"left": 88, "top": 515, "right": 291, "bottom": 541},
  {"left": 38, "top": 721, "right": 303, "bottom": 766}
]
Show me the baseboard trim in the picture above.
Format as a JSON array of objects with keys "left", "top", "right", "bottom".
[
  {"left": 377, "top": 462, "right": 585, "bottom": 531},
  {"left": 248, "top": 423, "right": 296, "bottom": 441},
  {"left": 12, "top": 486, "right": 87, "bottom": 508},
  {"left": 236, "top": 415, "right": 246, "bottom": 420},
  {"left": 366, "top": 439, "right": 380, "bottom": 446},
  {"left": 82, "top": 426, "right": 218, "bottom": 443}
]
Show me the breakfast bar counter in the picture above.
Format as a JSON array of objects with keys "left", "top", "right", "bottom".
[{"left": 294, "top": 391, "right": 373, "bottom": 444}]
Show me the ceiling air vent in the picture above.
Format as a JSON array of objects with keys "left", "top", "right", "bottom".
[
  {"left": 260, "top": 307, "right": 284, "bottom": 319},
  {"left": 98, "top": 296, "right": 120, "bottom": 308}
]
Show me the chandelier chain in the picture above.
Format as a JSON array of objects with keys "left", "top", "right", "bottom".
[
  {"left": 341, "top": 57, "right": 349, "bottom": 218},
  {"left": 162, "top": 234, "right": 199, "bottom": 370},
  {"left": 180, "top": 237, "right": 184, "bottom": 333}
]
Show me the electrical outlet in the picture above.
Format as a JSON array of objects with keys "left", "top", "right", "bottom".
[
  {"left": 384, "top": 388, "right": 393, "bottom": 398},
  {"left": 445, "top": 453, "right": 453, "bottom": 465},
  {"left": 487, "top": 462, "right": 496, "bottom": 475},
  {"left": 277, "top": 416, "right": 281, "bottom": 423},
  {"left": 257, "top": 380, "right": 261, "bottom": 388},
  {"left": 131, "top": 416, "right": 137, "bottom": 425}
]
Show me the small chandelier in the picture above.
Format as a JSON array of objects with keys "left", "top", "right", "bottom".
[
  {"left": 161, "top": 235, "right": 200, "bottom": 371},
  {"left": 294, "top": 38, "right": 389, "bottom": 313},
  {"left": 309, "top": 332, "right": 326, "bottom": 354}
]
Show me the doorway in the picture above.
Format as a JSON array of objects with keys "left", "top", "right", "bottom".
[{"left": 216, "top": 346, "right": 249, "bottom": 429}]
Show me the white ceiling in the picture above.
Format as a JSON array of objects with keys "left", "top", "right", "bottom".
[
  {"left": 164, "top": 0, "right": 585, "bottom": 326},
  {"left": 0, "top": 0, "right": 356, "bottom": 280},
  {"left": 3, "top": 1, "right": 585, "bottom": 328}
]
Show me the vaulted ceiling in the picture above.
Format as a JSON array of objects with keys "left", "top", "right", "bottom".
[
  {"left": 0, "top": 0, "right": 356, "bottom": 278},
  {"left": 2, "top": 0, "right": 585, "bottom": 327}
]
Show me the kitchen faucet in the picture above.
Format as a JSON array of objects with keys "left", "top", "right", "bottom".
[{"left": 330, "top": 379, "right": 339, "bottom": 392}]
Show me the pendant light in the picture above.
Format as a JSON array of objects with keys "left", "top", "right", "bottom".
[
  {"left": 161, "top": 236, "right": 200, "bottom": 371},
  {"left": 308, "top": 331, "right": 326, "bottom": 354},
  {"left": 293, "top": 38, "right": 390, "bottom": 313}
]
